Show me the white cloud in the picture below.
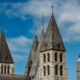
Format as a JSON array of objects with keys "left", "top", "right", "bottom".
[
  {"left": 6, "top": 36, "right": 32, "bottom": 62},
  {"left": 7, "top": 36, "right": 32, "bottom": 53},
  {"left": 12, "top": 54, "right": 25, "bottom": 62},
  {"left": 0, "top": 0, "right": 80, "bottom": 42}
]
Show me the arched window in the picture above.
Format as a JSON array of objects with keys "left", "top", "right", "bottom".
[
  {"left": 43, "top": 66, "right": 46, "bottom": 76},
  {"left": 60, "top": 53, "right": 63, "bottom": 62},
  {"left": 47, "top": 65, "right": 50, "bottom": 75},
  {"left": 60, "top": 66, "right": 63, "bottom": 76},
  {"left": 8, "top": 66, "right": 9, "bottom": 74},
  {"left": 1, "top": 65, "right": 3, "bottom": 74},
  {"left": 55, "top": 65, "right": 58, "bottom": 75},
  {"left": 55, "top": 53, "right": 58, "bottom": 61},
  {"left": 47, "top": 53, "right": 50, "bottom": 62},
  {"left": 4, "top": 65, "right": 6, "bottom": 74},
  {"left": 43, "top": 54, "right": 46, "bottom": 63}
]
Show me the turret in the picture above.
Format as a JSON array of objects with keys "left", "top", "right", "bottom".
[{"left": 0, "top": 26, "right": 14, "bottom": 75}]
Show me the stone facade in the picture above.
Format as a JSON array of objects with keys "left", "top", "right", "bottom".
[
  {"left": 25, "top": 7, "right": 68, "bottom": 80},
  {"left": 39, "top": 50, "right": 67, "bottom": 80},
  {"left": 0, "top": 63, "right": 14, "bottom": 74}
]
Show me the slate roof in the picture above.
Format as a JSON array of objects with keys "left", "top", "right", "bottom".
[
  {"left": 0, "top": 31, "right": 14, "bottom": 63},
  {"left": 25, "top": 28, "right": 45, "bottom": 80},
  {"left": 34, "top": 27, "right": 45, "bottom": 80},
  {"left": 25, "top": 34, "right": 39, "bottom": 77},
  {"left": 0, "top": 74, "right": 27, "bottom": 80},
  {"left": 40, "top": 15, "right": 65, "bottom": 51}
]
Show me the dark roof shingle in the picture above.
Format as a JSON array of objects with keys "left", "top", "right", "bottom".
[
  {"left": 0, "top": 31, "right": 14, "bottom": 63},
  {"left": 40, "top": 15, "right": 65, "bottom": 51}
]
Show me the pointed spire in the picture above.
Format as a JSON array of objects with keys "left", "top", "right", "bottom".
[
  {"left": 35, "top": 32, "right": 37, "bottom": 37},
  {"left": 34, "top": 27, "right": 37, "bottom": 37},
  {"left": 1, "top": 24, "right": 3, "bottom": 32},
  {"left": 51, "top": 3, "right": 54, "bottom": 16},
  {"left": 0, "top": 28, "right": 14, "bottom": 63},
  {"left": 40, "top": 4, "right": 65, "bottom": 51},
  {"left": 32, "top": 32, "right": 39, "bottom": 51},
  {"left": 41, "top": 10, "right": 45, "bottom": 34},
  {"left": 42, "top": 10, "right": 44, "bottom": 31}
]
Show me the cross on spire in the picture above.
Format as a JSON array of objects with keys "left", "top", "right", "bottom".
[{"left": 51, "top": 2, "right": 55, "bottom": 15}]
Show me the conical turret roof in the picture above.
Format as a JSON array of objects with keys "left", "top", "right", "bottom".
[
  {"left": 0, "top": 31, "right": 14, "bottom": 63},
  {"left": 40, "top": 15, "right": 65, "bottom": 51},
  {"left": 25, "top": 34, "right": 39, "bottom": 76}
]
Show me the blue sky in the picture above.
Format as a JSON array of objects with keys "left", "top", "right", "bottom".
[{"left": 0, "top": 0, "right": 80, "bottom": 80}]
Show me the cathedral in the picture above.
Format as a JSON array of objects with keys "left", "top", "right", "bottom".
[{"left": 0, "top": 3, "right": 80, "bottom": 80}]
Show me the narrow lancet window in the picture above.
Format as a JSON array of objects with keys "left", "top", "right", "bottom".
[
  {"left": 4, "top": 65, "right": 6, "bottom": 74},
  {"left": 8, "top": 66, "right": 9, "bottom": 74},
  {"left": 60, "top": 53, "right": 63, "bottom": 62},
  {"left": 47, "top": 53, "right": 50, "bottom": 62},
  {"left": 43, "top": 66, "right": 46, "bottom": 76},
  {"left": 1, "top": 65, "right": 3, "bottom": 74},
  {"left": 47, "top": 65, "right": 50, "bottom": 75},
  {"left": 55, "top": 53, "right": 58, "bottom": 61},
  {"left": 43, "top": 54, "right": 46, "bottom": 63},
  {"left": 60, "top": 66, "right": 63, "bottom": 76},
  {"left": 55, "top": 65, "right": 58, "bottom": 75}
]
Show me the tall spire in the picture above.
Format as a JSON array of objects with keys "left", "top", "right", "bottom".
[
  {"left": 34, "top": 27, "right": 37, "bottom": 37},
  {"left": 0, "top": 26, "right": 14, "bottom": 63},
  {"left": 51, "top": 3, "right": 54, "bottom": 15},
  {"left": 42, "top": 10, "right": 44, "bottom": 31},
  {"left": 1, "top": 24, "right": 3, "bottom": 32},
  {"left": 40, "top": 4, "right": 65, "bottom": 51}
]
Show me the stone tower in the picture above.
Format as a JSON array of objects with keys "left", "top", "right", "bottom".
[
  {"left": 39, "top": 5, "right": 67, "bottom": 80},
  {"left": 0, "top": 29, "right": 14, "bottom": 75},
  {"left": 77, "top": 56, "right": 80, "bottom": 80},
  {"left": 25, "top": 4, "right": 67, "bottom": 80}
]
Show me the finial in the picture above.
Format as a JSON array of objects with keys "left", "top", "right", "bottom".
[
  {"left": 42, "top": 26, "right": 44, "bottom": 31},
  {"left": 1, "top": 24, "right": 3, "bottom": 32},
  {"left": 35, "top": 32, "right": 37, "bottom": 37},
  {"left": 34, "top": 27, "right": 37, "bottom": 37},
  {"left": 42, "top": 10, "right": 44, "bottom": 31},
  {"left": 51, "top": 2, "right": 55, "bottom": 15}
]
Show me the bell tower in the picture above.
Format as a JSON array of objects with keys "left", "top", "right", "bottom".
[
  {"left": 77, "top": 56, "right": 80, "bottom": 80},
  {"left": 39, "top": 3, "right": 67, "bottom": 80},
  {"left": 0, "top": 26, "right": 14, "bottom": 75}
]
